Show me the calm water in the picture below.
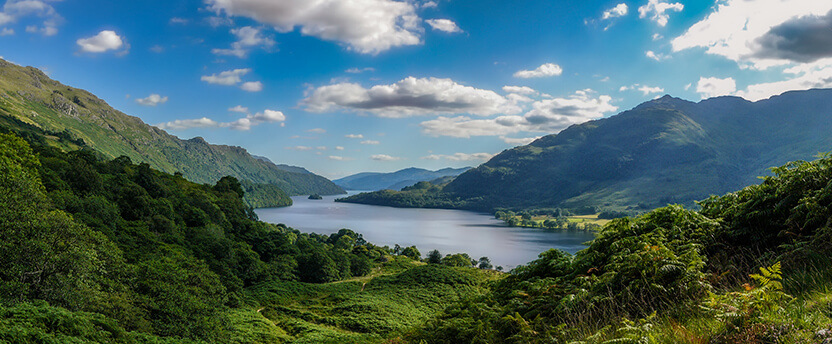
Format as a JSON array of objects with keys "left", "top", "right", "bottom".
[{"left": 255, "top": 193, "right": 595, "bottom": 269}]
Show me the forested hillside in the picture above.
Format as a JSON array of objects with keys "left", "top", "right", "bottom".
[
  {"left": 334, "top": 167, "right": 470, "bottom": 191},
  {"left": 0, "top": 131, "right": 497, "bottom": 343},
  {"left": 0, "top": 59, "right": 343, "bottom": 196}
]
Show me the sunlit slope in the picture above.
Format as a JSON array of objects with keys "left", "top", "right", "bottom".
[
  {"left": 0, "top": 59, "right": 343, "bottom": 196},
  {"left": 446, "top": 91, "right": 832, "bottom": 210}
]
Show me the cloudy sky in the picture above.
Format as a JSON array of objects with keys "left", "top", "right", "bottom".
[{"left": 2, "top": 0, "right": 832, "bottom": 178}]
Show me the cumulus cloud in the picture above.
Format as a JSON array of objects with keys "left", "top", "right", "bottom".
[
  {"left": 155, "top": 109, "right": 285, "bottom": 131},
  {"left": 155, "top": 117, "right": 218, "bottom": 130},
  {"left": 205, "top": 0, "right": 423, "bottom": 54},
  {"left": 620, "top": 84, "right": 665, "bottom": 96},
  {"left": 421, "top": 89, "right": 617, "bottom": 138},
  {"left": 645, "top": 50, "right": 669, "bottom": 61},
  {"left": 500, "top": 136, "right": 540, "bottom": 145},
  {"left": 240, "top": 81, "right": 263, "bottom": 92},
  {"left": 212, "top": 26, "right": 275, "bottom": 58},
  {"left": 135, "top": 94, "right": 169, "bottom": 106},
  {"left": 371, "top": 154, "right": 402, "bottom": 161},
  {"left": 0, "top": 0, "right": 62, "bottom": 35},
  {"left": 307, "top": 128, "right": 326, "bottom": 133},
  {"left": 672, "top": 0, "right": 832, "bottom": 69},
  {"left": 335, "top": 146, "right": 345, "bottom": 150},
  {"left": 328, "top": 155, "right": 354, "bottom": 161},
  {"left": 736, "top": 60, "right": 832, "bottom": 101},
  {"left": 303, "top": 77, "right": 522, "bottom": 118},
  {"left": 502, "top": 85, "right": 537, "bottom": 95},
  {"left": 77, "top": 30, "right": 125, "bottom": 53},
  {"left": 0, "top": 28, "right": 12, "bottom": 36},
  {"left": 201, "top": 68, "right": 250, "bottom": 85},
  {"left": 345, "top": 134, "right": 364, "bottom": 138},
  {"left": 422, "top": 152, "right": 495, "bottom": 161},
  {"left": 638, "top": 0, "right": 683, "bottom": 27},
  {"left": 696, "top": 77, "right": 737, "bottom": 99},
  {"left": 229, "top": 105, "right": 249, "bottom": 113},
  {"left": 360, "top": 140, "right": 380, "bottom": 145},
  {"left": 201, "top": 69, "right": 262, "bottom": 91},
  {"left": 513, "top": 63, "right": 563, "bottom": 78},
  {"left": 425, "top": 18, "right": 462, "bottom": 33},
  {"left": 602, "top": 3, "right": 628, "bottom": 20},
  {"left": 422, "top": 1, "right": 438, "bottom": 9}
]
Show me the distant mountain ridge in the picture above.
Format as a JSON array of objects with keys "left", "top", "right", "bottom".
[
  {"left": 334, "top": 167, "right": 470, "bottom": 191},
  {"left": 442, "top": 90, "right": 832, "bottom": 210},
  {"left": 0, "top": 59, "right": 344, "bottom": 196}
]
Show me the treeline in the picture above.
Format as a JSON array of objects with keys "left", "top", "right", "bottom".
[
  {"left": 408, "top": 154, "right": 832, "bottom": 342},
  {"left": 0, "top": 132, "right": 400, "bottom": 342}
]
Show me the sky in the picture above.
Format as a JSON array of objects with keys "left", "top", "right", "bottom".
[{"left": 2, "top": 0, "right": 832, "bottom": 179}]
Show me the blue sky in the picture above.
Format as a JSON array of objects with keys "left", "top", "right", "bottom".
[{"left": 2, "top": 0, "right": 832, "bottom": 178}]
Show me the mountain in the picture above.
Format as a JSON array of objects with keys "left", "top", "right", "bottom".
[
  {"left": 443, "top": 90, "right": 832, "bottom": 210},
  {"left": 0, "top": 59, "right": 344, "bottom": 196},
  {"left": 334, "top": 167, "right": 470, "bottom": 191}
]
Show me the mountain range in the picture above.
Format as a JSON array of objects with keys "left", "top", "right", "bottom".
[
  {"left": 334, "top": 167, "right": 470, "bottom": 191},
  {"left": 340, "top": 89, "right": 832, "bottom": 212},
  {"left": 443, "top": 90, "right": 832, "bottom": 210},
  {"left": 0, "top": 59, "right": 343, "bottom": 197}
]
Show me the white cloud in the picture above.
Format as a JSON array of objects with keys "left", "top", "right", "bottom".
[
  {"left": 335, "top": 146, "right": 345, "bottom": 151},
  {"left": 212, "top": 26, "right": 275, "bottom": 58},
  {"left": 0, "top": 0, "right": 63, "bottom": 35},
  {"left": 620, "top": 84, "right": 665, "bottom": 96},
  {"left": 345, "top": 134, "right": 364, "bottom": 138},
  {"left": 0, "top": 28, "right": 12, "bottom": 36},
  {"left": 652, "top": 33, "right": 663, "bottom": 41},
  {"left": 736, "top": 61, "right": 832, "bottom": 101},
  {"left": 77, "top": 30, "right": 125, "bottom": 53},
  {"left": 371, "top": 154, "right": 402, "bottom": 161},
  {"left": 500, "top": 136, "right": 540, "bottom": 145},
  {"left": 303, "top": 77, "right": 522, "bottom": 118},
  {"left": 602, "top": 3, "right": 628, "bottom": 20},
  {"left": 286, "top": 146, "right": 314, "bottom": 151},
  {"left": 513, "top": 63, "right": 563, "bottom": 78},
  {"left": 425, "top": 18, "right": 462, "bottom": 33},
  {"left": 155, "top": 109, "right": 285, "bottom": 131},
  {"left": 150, "top": 45, "right": 164, "bottom": 53},
  {"left": 671, "top": 1, "right": 832, "bottom": 69},
  {"left": 307, "top": 128, "right": 326, "bottom": 134},
  {"left": 502, "top": 85, "right": 537, "bottom": 95},
  {"left": 696, "top": 77, "right": 737, "bottom": 99},
  {"left": 421, "top": 89, "right": 617, "bottom": 138},
  {"left": 201, "top": 68, "right": 251, "bottom": 85},
  {"left": 345, "top": 67, "right": 375, "bottom": 74},
  {"left": 422, "top": 1, "right": 438, "bottom": 9},
  {"left": 328, "top": 155, "right": 354, "bottom": 161},
  {"left": 205, "top": 0, "right": 423, "bottom": 54},
  {"left": 360, "top": 140, "right": 380, "bottom": 145},
  {"left": 155, "top": 117, "right": 218, "bottom": 130},
  {"left": 229, "top": 105, "right": 249, "bottom": 113},
  {"left": 135, "top": 94, "right": 169, "bottom": 106},
  {"left": 422, "top": 152, "right": 495, "bottom": 161},
  {"left": 638, "top": 0, "right": 683, "bottom": 27},
  {"left": 645, "top": 50, "right": 669, "bottom": 61},
  {"left": 240, "top": 81, "right": 263, "bottom": 92},
  {"left": 170, "top": 17, "right": 188, "bottom": 25}
]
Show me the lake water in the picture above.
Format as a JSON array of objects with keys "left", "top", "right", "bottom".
[{"left": 255, "top": 193, "right": 596, "bottom": 269}]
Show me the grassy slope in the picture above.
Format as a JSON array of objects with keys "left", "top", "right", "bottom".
[{"left": 0, "top": 59, "right": 343, "bottom": 196}]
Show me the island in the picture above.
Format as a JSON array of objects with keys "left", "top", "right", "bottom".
[{"left": 308, "top": 194, "right": 323, "bottom": 200}]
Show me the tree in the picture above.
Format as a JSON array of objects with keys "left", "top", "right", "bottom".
[
  {"left": 427, "top": 249, "right": 442, "bottom": 264},
  {"left": 478, "top": 257, "right": 493, "bottom": 270},
  {"left": 401, "top": 246, "right": 421, "bottom": 260}
]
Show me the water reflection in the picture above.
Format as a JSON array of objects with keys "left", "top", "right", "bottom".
[{"left": 255, "top": 193, "right": 595, "bottom": 269}]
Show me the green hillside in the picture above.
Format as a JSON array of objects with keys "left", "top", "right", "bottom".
[{"left": 0, "top": 59, "right": 344, "bottom": 197}]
